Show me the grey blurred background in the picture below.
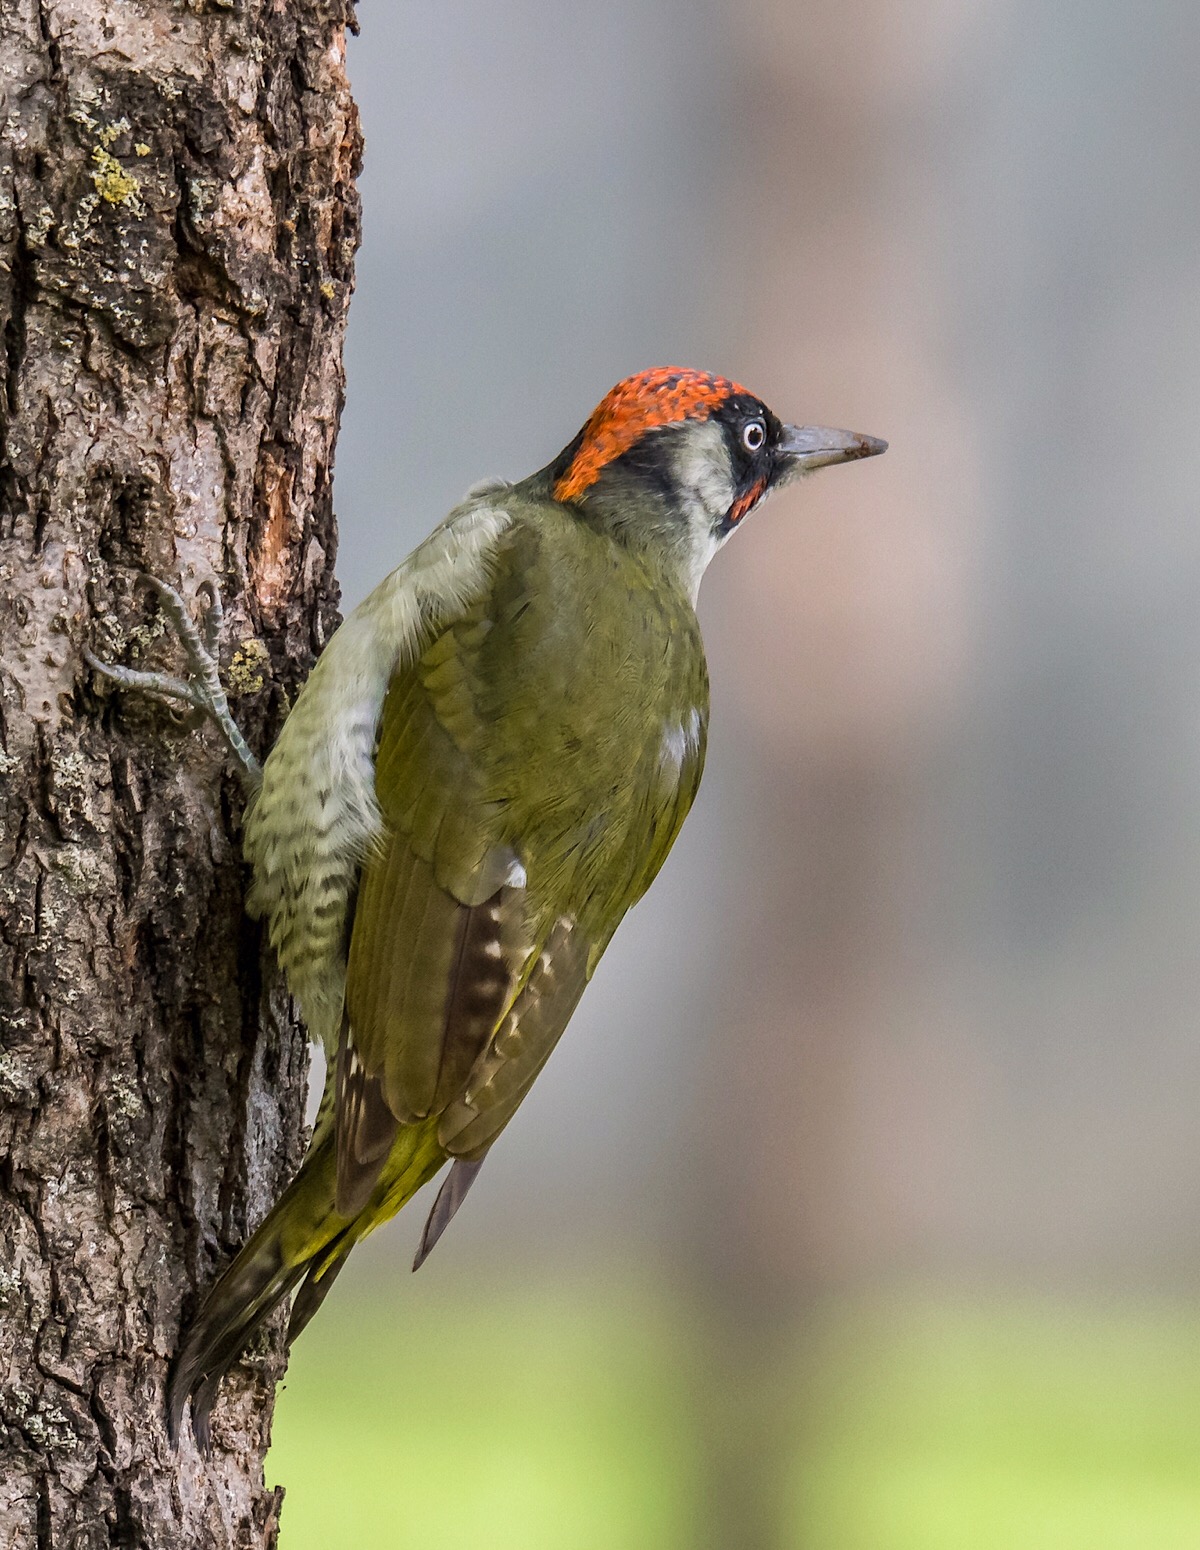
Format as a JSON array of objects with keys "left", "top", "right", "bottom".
[{"left": 274, "top": 3, "right": 1200, "bottom": 1546}]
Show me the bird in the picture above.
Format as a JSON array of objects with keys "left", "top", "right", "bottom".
[{"left": 87, "top": 366, "right": 885, "bottom": 1447}]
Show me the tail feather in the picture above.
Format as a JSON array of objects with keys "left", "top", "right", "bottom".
[
  {"left": 168, "top": 1117, "right": 447, "bottom": 1448},
  {"left": 286, "top": 1248, "right": 352, "bottom": 1347},
  {"left": 413, "top": 1155, "right": 487, "bottom": 1270},
  {"left": 168, "top": 1141, "right": 344, "bottom": 1448}
]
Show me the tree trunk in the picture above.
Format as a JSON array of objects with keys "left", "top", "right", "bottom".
[{"left": 0, "top": 1, "right": 360, "bottom": 1543}]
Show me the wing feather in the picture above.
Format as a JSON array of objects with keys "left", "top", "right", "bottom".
[
  {"left": 335, "top": 1015, "right": 398, "bottom": 1216},
  {"left": 438, "top": 916, "right": 592, "bottom": 1160}
]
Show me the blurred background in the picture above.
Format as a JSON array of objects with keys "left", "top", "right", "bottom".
[{"left": 269, "top": 2, "right": 1200, "bottom": 1545}]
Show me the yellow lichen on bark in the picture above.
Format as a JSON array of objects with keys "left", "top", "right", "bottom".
[{"left": 90, "top": 145, "right": 143, "bottom": 210}]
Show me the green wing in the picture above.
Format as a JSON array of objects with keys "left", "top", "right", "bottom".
[{"left": 339, "top": 513, "right": 708, "bottom": 1217}]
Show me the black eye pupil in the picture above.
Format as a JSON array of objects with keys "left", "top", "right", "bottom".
[{"left": 744, "top": 422, "right": 764, "bottom": 450}]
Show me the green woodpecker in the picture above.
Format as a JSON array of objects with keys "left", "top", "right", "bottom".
[{"left": 89, "top": 367, "right": 884, "bottom": 1445}]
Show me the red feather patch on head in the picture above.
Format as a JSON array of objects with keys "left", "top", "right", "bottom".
[
  {"left": 555, "top": 367, "right": 746, "bottom": 502},
  {"left": 727, "top": 475, "right": 768, "bottom": 528}
]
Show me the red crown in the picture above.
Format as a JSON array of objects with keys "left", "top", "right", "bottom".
[{"left": 555, "top": 368, "right": 745, "bottom": 502}]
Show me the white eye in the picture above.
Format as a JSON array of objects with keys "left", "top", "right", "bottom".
[{"left": 742, "top": 419, "right": 765, "bottom": 453}]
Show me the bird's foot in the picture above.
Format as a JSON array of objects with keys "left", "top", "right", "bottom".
[{"left": 85, "top": 575, "right": 262, "bottom": 787}]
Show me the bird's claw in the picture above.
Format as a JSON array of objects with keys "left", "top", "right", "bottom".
[
  {"left": 196, "top": 579, "right": 223, "bottom": 658},
  {"left": 86, "top": 574, "right": 262, "bottom": 787}
]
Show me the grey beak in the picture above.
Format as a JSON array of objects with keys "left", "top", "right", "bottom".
[{"left": 776, "top": 424, "right": 888, "bottom": 476}]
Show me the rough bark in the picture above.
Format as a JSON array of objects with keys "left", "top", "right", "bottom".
[{"left": 0, "top": 1, "right": 360, "bottom": 1543}]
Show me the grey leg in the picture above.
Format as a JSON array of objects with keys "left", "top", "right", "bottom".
[{"left": 85, "top": 576, "right": 262, "bottom": 787}]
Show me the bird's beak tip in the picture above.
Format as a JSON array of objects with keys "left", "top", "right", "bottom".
[{"left": 778, "top": 424, "right": 888, "bottom": 473}]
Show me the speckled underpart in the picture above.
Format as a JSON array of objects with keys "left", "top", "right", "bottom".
[{"left": 244, "top": 504, "right": 512, "bottom": 1051}]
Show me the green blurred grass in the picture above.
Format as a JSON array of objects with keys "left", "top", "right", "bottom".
[
  {"left": 268, "top": 1269, "right": 699, "bottom": 1550},
  {"left": 269, "top": 1274, "right": 1200, "bottom": 1550},
  {"left": 789, "top": 1295, "right": 1200, "bottom": 1550}
]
